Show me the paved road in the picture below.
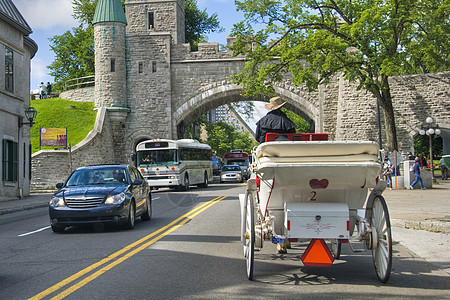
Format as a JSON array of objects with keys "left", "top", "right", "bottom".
[{"left": 1, "top": 183, "right": 449, "bottom": 299}]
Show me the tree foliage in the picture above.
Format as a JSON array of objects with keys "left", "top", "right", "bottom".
[
  {"left": 204, "top": 121, "right": 258, "bottom": 157},
  {"left": 185, "top": 0, "right": 224, "bottom": 50},
  {"left": 48, "top": 0, "right": 223, "bottom": 89},
  {"left": 48, "top": 26, "right": 95, "bottom": 91},
  {"left": 230, "top": 0, "right": 449, "bottom": 151},
  {"left": 282, "top": 108, "right": 311, "bottom": 133},
  {"left": 414, "top": 134, "right": 443, "bottom": 159}
]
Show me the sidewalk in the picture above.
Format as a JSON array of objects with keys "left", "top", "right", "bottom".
[
  {"left": 1, "top": 180, "right": 449, "bottom": 232},
  {"left": 0, "top": 192, "right": 52, "bottom": 215}
]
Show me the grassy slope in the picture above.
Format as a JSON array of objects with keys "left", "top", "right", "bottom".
[{"left": 30, "top": 98, "right": 96, "bottom": 153}]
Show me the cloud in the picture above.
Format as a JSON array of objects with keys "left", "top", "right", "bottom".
[
  {"left": 31, "top": 58, "right": 52, "bottom": 87},
  {"left": 14, "top": 0, "right": 78, "bottom": 30}
]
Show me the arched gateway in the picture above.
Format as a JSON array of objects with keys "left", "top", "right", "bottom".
[{"left": 31, "top": 0, "right": 449, "bottom": 189}]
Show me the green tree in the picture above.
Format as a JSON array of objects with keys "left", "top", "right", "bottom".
[
  {"left": 230, "top": 0, "right": 449, "bottom": 151},
  {"left": 48, "top": 0, "right": 223, "bottom": 89},
  {"left": 204, "top": 121, "right": 258, "bottom": 157},
  {"left": 48, "top": 26, "right": 95, "bottom": 91},
  {"left": 185, "top": 0, "right": 224, "bottom": 50},
  {"left": 282, "top": 108, "right": 310, "bottom": 133}
]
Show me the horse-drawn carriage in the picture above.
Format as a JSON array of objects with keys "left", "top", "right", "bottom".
[{"left": 240, "top": 133, "right": 392, "bottom": 282}]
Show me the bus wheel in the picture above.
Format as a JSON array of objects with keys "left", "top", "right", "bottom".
[
  {"left": 198, "top": 172, "right": 208, "bottom": 188},
  {"left": 182, "top": 174, "right": 190, "bottom": 191}
]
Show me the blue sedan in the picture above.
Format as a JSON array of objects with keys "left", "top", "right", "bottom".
[{"left": 49, "top": 165, "right": 152, "bottom": 232}]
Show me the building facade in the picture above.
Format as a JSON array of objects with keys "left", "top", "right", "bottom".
[{"left": 0, "top": 0, "right": 37, "bottom": 200}]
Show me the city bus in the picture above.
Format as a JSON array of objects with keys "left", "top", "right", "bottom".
[
  {"left": 223, "top": 149, "right": 250, "bottom": 179},
  {"left": 135, "top": 139, "right": 213, "bottom": 190}
]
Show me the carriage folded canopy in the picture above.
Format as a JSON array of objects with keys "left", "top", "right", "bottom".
[{"left": 253, "top": 141, "right": 381, "bottom": 190}]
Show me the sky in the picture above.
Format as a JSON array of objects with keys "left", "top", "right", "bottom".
[{"left": 13, "top": 0, "right": 265, "bottom": 129}]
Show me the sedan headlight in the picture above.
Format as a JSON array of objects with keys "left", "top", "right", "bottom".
[
  {"left": 50, "top": 196, "right": 65, "bottom": 207},
  {"left": 105, "top": 192, "right": 126, "bottom": 205}
]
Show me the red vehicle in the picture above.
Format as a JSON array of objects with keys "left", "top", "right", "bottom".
[{"left": 223, "top": 150, "right": 250, "bottom": 179}]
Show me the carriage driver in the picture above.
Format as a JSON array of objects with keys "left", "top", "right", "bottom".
[{"left": 255, "top": 96, "right": 296, "bottom": 254}]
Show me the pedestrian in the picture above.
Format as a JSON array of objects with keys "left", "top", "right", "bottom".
[
  {"left": 46, "top": 82, "right": 52, "bottom": 98},
  {"left": 37, "top": 82, "right": 45, "bottom": 99},
  {"left": 418, "top": 153, "right": 428, "bottom": 168},
  {"left": 383, "top": 157, "right": 393, "bottom": 189},
  {"left": 255, "top": 96, "right": 296, "bottom": 143},
  {"left": 410, "top": 157, "right": 426, "bottom": 190},
  {"left": 439, "top": 157, "right": 448, "bottom": 180}
]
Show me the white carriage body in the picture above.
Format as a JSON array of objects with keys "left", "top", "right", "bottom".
[
  {"left": 252, "top": 140, "right": 381, "bottom": 239},
  {"left": 242, "top": 139, "right": 392, "bottom": 283}
]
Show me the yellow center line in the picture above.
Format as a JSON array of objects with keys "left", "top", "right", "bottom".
[{"left": 30, "top": 196, "right": 226, "bottom": 300}]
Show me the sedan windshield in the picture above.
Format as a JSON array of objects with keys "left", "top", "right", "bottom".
[
  {"left": 66, "top": 168, "right": 128, "bottom": 186},
  {"left": 222, "top": 166, "right": 241, "bottom": 172}
]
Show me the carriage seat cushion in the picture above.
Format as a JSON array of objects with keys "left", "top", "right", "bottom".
[
  {"left": 255, "top": 141, "right": 379, "bottom": 161},
  {"left": 257, "top": 154, "right": 378, "bottom": 164}
]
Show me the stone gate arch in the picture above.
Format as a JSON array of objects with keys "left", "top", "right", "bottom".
[{"left": 172, "top": 83, "right": 323, "bottom": 139}]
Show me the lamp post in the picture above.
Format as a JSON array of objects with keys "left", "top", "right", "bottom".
[
  {"left": 19, "top": 107, "right": 37, "bottom": 127},
  {"left": 419, "top": 117, "right": 441, "bottom": 183}
]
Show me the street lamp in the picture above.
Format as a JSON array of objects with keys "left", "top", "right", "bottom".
[
  {"left": 18, "top": 107, "right": 38, "bottom": 127},
  {"left": 419, "top": 116, "right": 441, "bottom": 183}
]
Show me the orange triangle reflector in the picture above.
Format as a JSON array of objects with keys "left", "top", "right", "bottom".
[{"left": 301, "top": 239, "right": 335, "bottom": 267}]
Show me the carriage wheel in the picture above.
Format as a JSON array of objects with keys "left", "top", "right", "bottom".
[
  {"left": 331, "top": 240, "right": 341, "bottom": 259},
  {"left": 244, "top": 192, "right": 255, "bottom": 280},
  {"left": 370, "top": 195, "right": 392, "bottom": 283}
]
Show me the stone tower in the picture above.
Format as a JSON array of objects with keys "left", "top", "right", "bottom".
[
  {"left": 125, "top": 0, "right": 185, "bottom": 43},
  {"left": 93, "top": 0, "right": 129, "bottom": 161},
  {"left": 93, "top": 0, "right": 128, "bottom": 109}
]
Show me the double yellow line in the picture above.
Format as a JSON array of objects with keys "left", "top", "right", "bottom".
[{"left": 31, "top": 196, "right": 226, "bottom": 300}]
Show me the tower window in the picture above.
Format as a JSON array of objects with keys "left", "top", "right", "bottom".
[
  {"left": 138, "top": 62, "right": 143, "bottom": 74},
  {"left": 148, "top": 12, "right": 154, "bottom": 29},
  {"left": 152, "top": 61, "right": 156, "bottom": 73},
  {"left": 110, "top": 59, "right": 116, "bottom": 72}
]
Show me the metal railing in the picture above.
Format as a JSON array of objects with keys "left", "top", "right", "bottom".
[{"left": 64, "top": 75, "right": 95, "bottom": 91}]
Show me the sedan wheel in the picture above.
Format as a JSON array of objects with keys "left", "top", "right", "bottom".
[
  {"left": 51, "top": 225, "right": 65, "bottom": 233},
  {"left": 141, "top": 196, "right": 152, "bottom": 221},
  {"left": 125, "top": 201, "right": 136, "bottom": 229}
]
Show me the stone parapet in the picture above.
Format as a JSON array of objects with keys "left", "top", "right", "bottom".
[{"left": 60, "top": 87, "right": 94, "bottom": 102}]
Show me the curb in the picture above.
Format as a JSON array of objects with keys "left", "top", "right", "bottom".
[
  {"left": 0, "top": 202, "right": 48, "bottom": 216},
  {"left": 391, "top": 218, "right": 450, "bottom": 234}
]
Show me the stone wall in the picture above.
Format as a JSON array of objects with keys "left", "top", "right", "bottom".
[
  {"left": 125, "top": 32, "right": 173, "bottom": 148},
  {"left": 59, "top": 86, "right": 94, "bottom": 102},
  {"left": 31, "top": 108, "right": 117, "bottom": 189}
]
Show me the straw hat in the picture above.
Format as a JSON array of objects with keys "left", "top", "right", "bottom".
[{"left": 265, "top": 96, "right": 286, "bottom": 111}]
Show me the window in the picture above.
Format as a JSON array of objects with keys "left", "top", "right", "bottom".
[
  {"left": 5, "top": 47, "right": 13, "bottom": 93},
  {"left": 152, "top": 61, "right": 156, "bottom": 73},
  {"left": 148, "top": 12, "right": 154, "bottom": 29},
  {"left": 129, "top": 167, "right": 137, "bottom": 182},
  {"left": 111, "top": 58, "right": 115, "bottom": 72},
  {"left": 2, "top": 139, "right": 18, "bottom": 182},
  {"left": 138, "top": 62, "right": 143, "bottom": 74}
]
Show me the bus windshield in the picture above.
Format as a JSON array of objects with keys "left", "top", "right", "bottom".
[
  {"left": 227, "top": 160, "right": 248, "bottom": 167},
  {"left": 137, "top": 149, "right": 178, "bottom": 166}
]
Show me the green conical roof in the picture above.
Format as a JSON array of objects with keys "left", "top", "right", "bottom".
[{"left": 93, "top": 0, "right": 127, "bottom": 25}]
